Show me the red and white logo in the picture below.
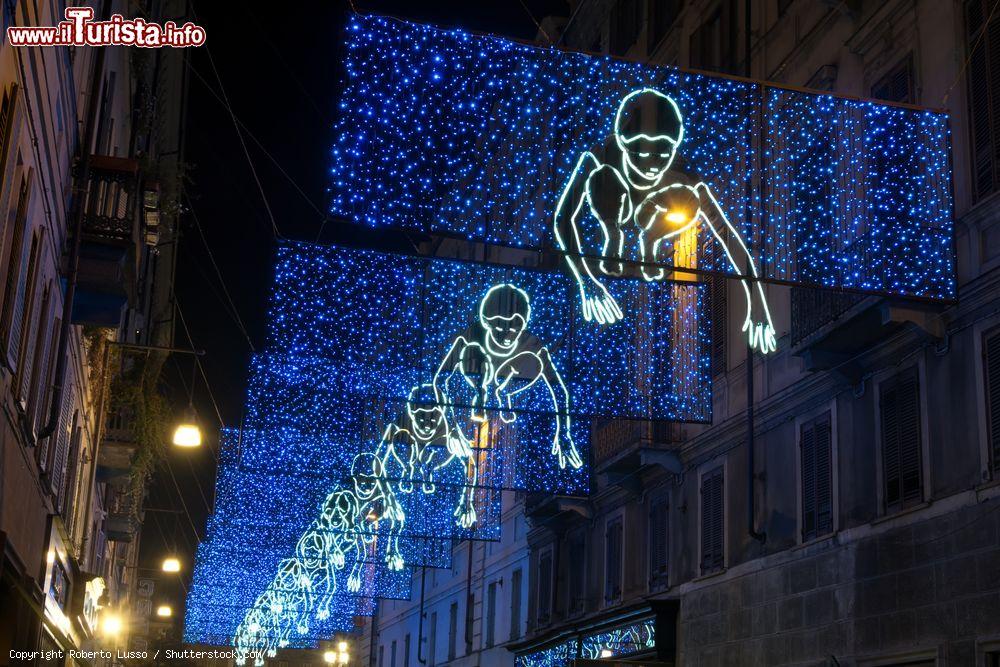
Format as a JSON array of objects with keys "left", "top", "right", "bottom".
[{"left": 6, "top": 7, "right": 206, "bottom": 48}]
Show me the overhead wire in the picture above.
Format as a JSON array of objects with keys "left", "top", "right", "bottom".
[
  {"left": 189, "top": 2, "right": 283, "bottom": 239},
  {"left": 184, "top": 191, "right": 256, "bottom": 352}
]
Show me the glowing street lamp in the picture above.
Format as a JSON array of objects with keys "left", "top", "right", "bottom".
[
  {"left": 156, "top": 605, "right": 172, "bottom": 618},
  {"left": 161, "top": 557, "right": 181, "bottom": 573},
  {"left": 324, "top": 651, "right": 337, "bottom": 664},
  {"left": 102, "top": 612, "right": 124, "bottom": 637},
  {"left": 172, "top": 406, "right": 202, "bottom": 448}
]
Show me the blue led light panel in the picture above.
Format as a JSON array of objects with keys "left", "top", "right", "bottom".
[
  {"left": 268, "top": 243, "right": 711, "bottom": 424},
  {"left": 330, "top": 14, "right": 954, "bottom": 300}
]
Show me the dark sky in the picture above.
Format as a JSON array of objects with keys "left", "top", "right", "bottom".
[{"left": 145, "top": 0, "right": 570, "bottom": 628}]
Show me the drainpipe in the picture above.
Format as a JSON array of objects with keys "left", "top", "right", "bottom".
[
  {"left": 746, "top": 0, "right": 766, "bottom": 544},
  {"left": 37, "top": 0, "right": 112, "bottom": 441}
]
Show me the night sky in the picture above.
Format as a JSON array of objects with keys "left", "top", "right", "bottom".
[{"left": 143, "top": 0, "right": 570, "bottom": 629}]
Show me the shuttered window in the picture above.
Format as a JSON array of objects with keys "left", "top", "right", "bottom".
[
  {"left": 404, "top": 634, "right": 410, "bottom": 667},
  {"left": 701, "top": 467, "right": 724, "bottom": 574},
  {"left": 649, "top": 495, "right": 669, "bottom": 588},
  {"left": 14, "top": 232, "right": 41, "bottom": 400},
  {"left": 985, "top": 330, "right": 1000, "bottom": 475},
  {"left": 448, "top": 602, "right": 458, "bottom": 660},
  {"left": 1, "top": 176, "right": 30, "bottom": 364},
  {"left": 871, "top": 57, "right": 914, "bottom": 103},
  {"left": 604, "top": 517, "right": 623, "bottom": 603},
  {"left": 485, "top": 582, "right": 497, "bottom": 647},
  {"left": 510, "top": 568, "right": 522, "bottom": 640},
  {"left": 537, "top": 549, "right": 553, "bottom": 623},
  {"left": 966, "top": 0, "right": 1000, "bottom": 200},
  {"left": 800, "top": 413, "right": 834, "bottom": 542},
  {"left": 880, "top": 369, "right": 923, "bottom": 512}
]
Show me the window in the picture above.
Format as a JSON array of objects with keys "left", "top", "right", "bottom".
[
  {"left": 609, "top": 0, "right": 641, "bottom": 56},
  {"left": 566, "top": 529, "right": 586, "bottom": 614},
  {"left": 987, "top": 650, "right": 1000, "bottom": 667},
  {"left": 391, "top": 640, "right": 397, "bottom": 667},
  {"left": 0, "top": 86, "right": 16, "bottom": 171},
  {"left": 14, "top": 232, "right": 41, "bottom": 399},
  {"left": 429, "top": 612, "right": 437, "bottom": 667},
  {"left": 800, "top": 413, "right": 834, "bottom": 541},
  {"left": 985, "top": 330, "right": 1000, "bottom": 476},
  {"left": 966, "top": 0, "right": 1000, "bottom": 199},
  {"left": 649, "top": 495, "right": 669, "bottom": 588},
  {"left": 509, "top": 569, "right": 522, "bottom": 640},
  {"left": 871, "top": 57, "right": 914, "bottom": 104},
  {"left": 379, "top": 645, "right": 384, "bottom": 667},
  {"left": 537, "top": 549, "right": 553, "bottom": 623},
  {"left": 404, "top": 634, "right": 410, "bottom": 667},
  {"left": 880, "top": 368, "right": 923, "bottom": 512},
  {"left": 1, "top": 174, "right": 30, "bottom": 362},
  {"left": 648, "top": 0, "right": 683, "bottom": 53},
  {"left": 700, "top": 467, "right": 725, "bottom": 574},
  {"left": 604, "top": 517, "right": 623, "bottom": 604},
  {"left": 448, "top": 602, "right": 458, "bottom": 660},
  {"left": 485, "top": 582, "right": 497, "bottom": 648}
]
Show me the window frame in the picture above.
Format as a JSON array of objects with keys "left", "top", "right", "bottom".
[
  {"left": 648, "top": 491, "right": 670, "bottom": 591},
  {"left": 795, "top": 404, "right": 838, "bottom": 545},
  {"left": 535, "top": 546, "right": 554, "bottom": 625},
  {"left": 699, "top": 463, "right": 726, "bottom": 575},
  {"left": 603, "top": 512, "right": 624, "bottom": 606},
  {"left": 874, "top": 364, "right": 930, "bottom": 516}
]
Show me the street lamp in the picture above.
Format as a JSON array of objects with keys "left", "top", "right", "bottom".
[
  {"left": 323, "top": 651, "right": 337, "bottom": 664},
  {"left": 102, "top": 612, "right": 124, "bottom": 637},
  {"left": 338, "top": 641, "right": 350, "bottom": 665},
  {"left": 161, "top": 557, "right": 181, "bottom": 573},
  {"left": 172, "top": 406, "right": 202, "bottom": 448},
  {"left": 156, "top": 605, "right": 172, "bottom": 618}
]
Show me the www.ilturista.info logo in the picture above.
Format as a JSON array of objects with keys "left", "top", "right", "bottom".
[{"left": 6, "top": 7, "right": 205, "bottom": 48}]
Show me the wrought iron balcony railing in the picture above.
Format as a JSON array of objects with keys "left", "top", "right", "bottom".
[
  {"left": 591, "top": 418, "right": 681, "bottom": 468},
  {"left": 81, "top": 155, "right": 140, "bottom": 242}
]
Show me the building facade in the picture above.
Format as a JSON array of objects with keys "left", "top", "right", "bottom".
[
  {"left": 0, "top": 0, "right": 186, "bottom": 658},
  {"left": 358, "top": 0, "right": 1000, "bottom": 665}
]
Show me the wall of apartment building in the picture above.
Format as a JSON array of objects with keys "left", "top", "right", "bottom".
[
  {"left": 360, "top": 493, "right": 531, "bottom": 667},
  {"left": 509, "top": 0, "right": 1000, "bottom": 665},
  {"left": 0, "top": 0, "right": 184, "bottom": 656}
]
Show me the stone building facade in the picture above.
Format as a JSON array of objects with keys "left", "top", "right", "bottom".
[
  {"left": 0, "top": 0, "right": 186, "bottom": 657},
  {"left": 361, "top": 0, "right": 1000, "bottom": 665}
]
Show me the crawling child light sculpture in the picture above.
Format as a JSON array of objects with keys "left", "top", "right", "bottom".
[{"left": 554, "top": 87, "right": 777, "bottom": 353}]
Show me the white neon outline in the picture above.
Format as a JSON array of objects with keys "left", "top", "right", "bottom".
[
  {"left": 554, "top": 88, "right": 778, "bottom": 354},
  {"left": 233, "top": 286, "right": 584, "bottom": 652}
]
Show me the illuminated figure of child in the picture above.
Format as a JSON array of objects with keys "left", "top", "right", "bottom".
[
  {"left": 433, "top": 283, "right": 582, "bottom": 530},
  {"left": 554, "top": 87, "right": 777, "bottom": 353}
]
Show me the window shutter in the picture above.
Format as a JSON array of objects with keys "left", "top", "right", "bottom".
[
  {"left": 605, "top": 518, "right": 623, "bottom": 603},
  {"left": 7, "top": 210, "right": 33, "bottom": 370},
  {"left": 967, "top": 0, "right": 999, "bottom": 199},
  {"left": 701, "top": 468, "right": 724, "bottom": 573},
  {"left": 537, "top": 551, "right": 552, "bottom": 622},
  {"left": 800, "top": 413, "right": 833, "bottom": 541},
  {"left": 17, "top": 265, "right": 42, "bottom": 403},
  {"left": 815, "top": 416, "right": 833, "bottom": 535},
  {"left": 881, "top": 370, "right": 922, "bottom": 511},
  {"left": 871, "top": 58, "right": 913, "bottom": 103},
  {"left": 986, "top": 331, "right": 1000, "bottom": 474},
  {"left": 567, "top": 530, "right": 586, "bottom": 613},
  {"left": 510, "top": 569, "right": 522, "bottom": 640},
  {"left": 485, "top": 582, "right": 496, "bottom": 647},
  {"left": 801, "top": 422, "right": 817, "bottom": 539},
  {"left": 649, "top": 497, "right": 668, "bottom": 585}
]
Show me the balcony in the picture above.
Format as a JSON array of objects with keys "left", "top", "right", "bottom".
[
  {"left": 71, "top": 156, "right": 141, "bottom": 327},
  {"left": 790, "top": 288, "right": 944, "bottom": 381},
  {"left": 96, "top": 408, "right": 137, "bottom": 482},
  {"left": 104, "top": 480, "right": 139, "bottom": 542},
  {"left": 592, "top": 418, "right": 683, "bottom": 476}
]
